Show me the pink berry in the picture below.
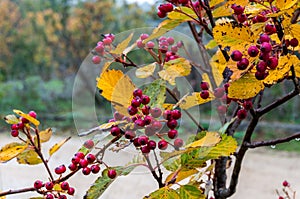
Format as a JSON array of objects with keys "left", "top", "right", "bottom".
[
  {"left": 34, "top": 180, "right": 43, "bottom": 189},
  {"left": 133, "top": 89, "right": 143, "bottom": 97},
  {"left": 28, "top": 111, "right": 37, "bottom": 118},
  {"left": 146, "top": 41, "right": 155, "bottom": 49},
  {"left": 135, "top": 119, "right": 145, "bottom": 128},
  {"left": 91, "top": 165, "right": 101, "bottom": 174},
  {"left": 260, "top": 42, "right": 272, "bottom": 53},
  {"left": 103, "top": 37, "right": 112, "bottom": 45},
  {"left": 144, "top": 115, "right": 152, "bottom": 125},
  {"left": 140, "top": 34, "right": 149, "bottom": 40},
  {"left": 46, "top": 194, "right": 54, "bottom": 199},
  {"left": 167, "top": 119, "right": 178, "bottom": 129},
  {"left": 256, "top": 61, "right": 267, "bottom": 72},
  {"left": 141, "top": 145, "right": 150, "bottom": 154},
  {"left": 166, "top": 37, "right": 175, "bottom": 45},
  {"left": 82, "top": 167, "right": 91, "bottom": 175},
  {"left": 158, "top": 140, "right": 168, "bottom": 150},
  {"left": 111, "top": 126, "right": 121, "bottom": 136},
  {"left": 230, "top": 50, "right": 243, "bottom": 61},
  {"left": 231, "top": 4, "right": 245, "bottom": 15},
  {"left": 247, "top": 45, "right": 259, "bottom": 57},
  {"left": 152, "top": 121, "right": 163, "bottom": 131},
  {"left": 237, "top": 14, "right": 247, "bottom": 23},
  {"left": 95, "top": 44, "right": 104, "bottom": 54},
  {"left": 71, "top": 156, "right": 80, "bottom": 164},
  {"left": 84, "top": 139, "right": 95, "bottom": 149},
  {"left": 237, "top": 109, "right": 247, "bottom": 120},
  {"left": 92, "top": 55, "right": 101, "bottom": 64},
  {"left": 55, "top": 165, "right": 66, "bottom": 175},
  {"left": 142, "top": 105, "right": 150, "bottom": 115},
  {"left": 171, "top": 45, "right": 178, "bottom": 53},
  {"left": 68, "top": 187, "right": 75, "bottom": 195},
  {"left": 60, "top": 181, "right": 69, "bottom": 190},
  {"left": 150, "top": 107, "right": 162, "bottom": 118},
  {"left": 163, "top": 110, "right": 173, "bottom": 120},
  {"left": 107, "top": 169, "right": 117, "bottom": 179},
  {"left": 75, "top": 152, "right": 85, "bottom": 159},
  {"left": 136, "top": 40, "right": 145, "bottom": 48},
  {"left": 200, "top": 90, "right": 210, "bottom": 99},
  {"left": 58, "top": 195, "right": 67, "bottom": 199},
  {"left": 174, "top": 138, "right": 184, "bottom": 148},
  {"left": 131, "top": 98, "right": 141, "bottom": 107},
  {"left": 138, "top": 135, "right": 149, "bottom": 145},
  {"left": 124, "top": 130, "right": 136, "bottom": 139},
  {"left": 68, "top": 163, "right": 78, "bottom": 171},
  {"left": 259, "top": 33, "right": 270, "bottom": 43}
]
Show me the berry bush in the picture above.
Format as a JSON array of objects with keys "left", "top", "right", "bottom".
[{"left": 0, "top": 0, "right": 300, "bottom": 199}]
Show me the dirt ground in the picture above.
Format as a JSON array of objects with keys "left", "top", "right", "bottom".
[{"left": 0, "top": 134, "right": 299, "bottom": 199}]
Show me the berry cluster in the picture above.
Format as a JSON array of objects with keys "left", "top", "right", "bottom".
[
  {"left": 108, "top": 88, "right": 184, "bottom": 154},
  {"left": 157, "top": 1, "right": 201, "bottom": 18},
  {"left": 157, "top": 3, "right": 174, "bottom": 18},
  {"left": 136, "top": 34, "right": 183, "bottom": 62},
  {"left": 67, "top": 152, "right": 100, "bottom": 176},
  {"left": 33, "top": 179, "right": 74, "bottom": 199},
  {"left": 92, "top": 33, "right": 115, "bottom": 65},
  {"left": 10, "top": 111, "right": 37, "bottom": 137}
]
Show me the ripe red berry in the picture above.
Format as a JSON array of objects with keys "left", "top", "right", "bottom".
[
  {"left": 86, "top": 154, "right": 96, "bottom": 163},
  {"left": 200, "top": 90, "right": 210, "bottom": 99},
  {"left": 174, "top": 138, "right": 184, "bottom": 148},
  {"left": 230, "top": 50, "right": 243, "bottom": 61},
  {"left": 28, "top": 111, "right": 37, "bottom": 118},
  {"left": 138, "top": 135, "right": 149, "bottom": 145},
  {"left": 259, "top": 33, "right": 270, "bottom": 43},
  {"left": 103, "top": 37, "right": 112, "bottom": 45},
  {"left": 282, "top": 180, "right": 289, "bottom": 187},
  {"left": 267, "top": 57, "right": 278, "bottom": 69},
  {"left": 168, "top": 129, "right": 178, "bottom": 139},
  {"left": 260, "top": 42, "right": 272, "bottom": 53},
  {"left": 256, "top": 14, "right": 267, "bottom": 22},
  {"left": 95, "top": 44, "right": 104, "bottom": 54},
  {"left": 265, "top": 24, "right": 276, "bottom": 34},
  {"left": 141, "top": 95, "right": 150, "bottom": 105},
  {"left": 111, "top": 126, "right": 121, "bottom": 136},
  {"left": 20, "top": 117, "right": 29, "bottom": 123},
  {"left": 55, "top": 165, "right": 66, "bottom": 175},
  {"left": 45, "top": 182, "right": 54, "bottom": 190},
  {"left": 79, "top": 159, "right": 89, "bottom": 168},
  {"left": 17, "top": 122, "right": 24, "bottom": 130},
  {"left": 152, "top": 121, "right": 163, "bottom": 131},
  {"left": 290, "top": 38, "right": 299, "bottom": 47},
  {"left": 256, "top": 61, "right": 267, "bottom": 72},
  {"left": 278, "top": 197, "right": 284, "bottom": 199},
  {"left": 167, "top": 119, "right": 178, "bottom": 129},
  {"left": 237, "top": 58, "right": 249, "bottom": 70},
  {"left": 157, "top": 10, "right": 167, "bottom": 18},
  {"left": 158, "top": 140, "right": 168, "bottom": 150},
  {"left": 91, "top": 165, "right": 101, "bottom": 174},
  {"left": 34, "top": 180, "right": 43, "bottom": 189},
  {"left": 247, "top": 45, "right": 259, "bottom": 57},
  {"left": 147, "top": 140, "right": 157, "bottom": 150},
  {"left": 237, "top": 14, "right": 247, "bottom": 23},
  {"left": 200, "top": 81, "right": 209, "bottom": 90},
  {"left": 82, "top": 167, "right": 91, "bottom": 175},
  {"left": 141, "top": 145, "right": 151, "bottom": 154},
  {"left": 71, "top": 156, "right": 80, "bottom": 164},
  {"left": 124, "top": 130, "right": 136, "bottom": 139},
  {"left": 142, "top": 105, "right": 150, "bottom": 115},
  {"left": 107, "top": 169, "right": 117, "bottom": 179},
  {"left": 11, "top": 130, "right": 19, "bottom": 137},
  {"left": 259, "top": 52, "right": 270, "bottom": 61},
  {"left": 131, "top": 98, "right": 141, "bottom": 107},
  {"left": 255, "top": 71, "right": 268, "bottom": 80},
  {"left": 150, "top": 107, "right": 162, "bottom": 118},
  {"left": 231, "top": 4, "right": 244, "bottom": 15},
  {"left": 133, "top": 138, "right": 141, "bottom": 147},
  {"left": 68, "top": 163, "right": 78, "bottom": 171},
  {"left": 67, "top": 187, "right": 75, "bottom": 195},
  {"left": 58, "top": 195, "right": 67, "bottom": 199},
  {"left": 128, "top": 106, "right": 138, "bottom": 115},
  {"left": 60, "top": 181, "right": 69, "bottom": 190},
  {"left": 237, "top": 109, "right": 247, "bottom": 120},
  {"left": 243, "top": 100, "right": 253, "bottom": 110},
  {"left": 133, "top": 89, "right": 143, "bottom": 97},
  {"left": 171, "top": 109, "right": 181, "bottom": 120},
  {"left": 92, "top": 55, "right": 101, "bottom": 64},
  {"left": 83, "top": 139, "right": 94, "bottom": 149},
  {"left": 214, "top": 87, "right": 225, "bottom": 98},
  {"left": 46, "top": 194, "right": 54, "bottom": 199},
  {"left": 164, "top": 3, "right": 174, "bottom": 12},
  {"left": 75, "top": 152, "right": 85, "bottom": 159},
  {"left": 135, "top": 119, "right": 146, "bottom": 128},
  {"left": 143, "top": 115, "right": 152, "bottom": 125},
  {"left": 11, "top": 124, "right": 18, "bottom": 130}
]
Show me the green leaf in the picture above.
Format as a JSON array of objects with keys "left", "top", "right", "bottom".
[
  {"left": 144, "top": 187, "right": 180, "bottom": 199},
  {"left": 0, "top": 142, "right": 28, "bottom": 163},
  {"left": 136, "top": 63, "right": 157, "bottom": 78},
  {"left": 84, "top": 165, "right": 137, "bottom": 199},
  {"left": 178, "top": 185, "right": 205, "bottom": 199},
  {"left": 143, "top": 79, "right": 166, "bottom": 108},
  {"left": 17, "top": 149, "right": 42, "bottom": 165},
  {"left": 218, "top": 117, "right": 237, "bottom": 134},
  {"left": 110, "top": 32, "right": 134, "bottom": 55}
]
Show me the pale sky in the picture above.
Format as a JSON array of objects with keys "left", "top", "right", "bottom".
[{"left": 126, "top": 0, "right": 156, "bottom": 4}]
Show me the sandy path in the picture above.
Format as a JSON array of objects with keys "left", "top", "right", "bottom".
[{"left": 0, "top": 134, "right": 299, "bottom": 199}]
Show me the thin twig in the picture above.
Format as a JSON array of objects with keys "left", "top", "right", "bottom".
[{"left": 0, "top": 187, "right": 36, "bottom": 197}]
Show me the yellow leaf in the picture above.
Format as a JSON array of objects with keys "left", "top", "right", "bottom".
[
  {"left": 0, "top": 193, "right": 5, "bottom": 199},
  {"left": 163, "top": 103, "right": 174, "bottom": 110},
  {"left": 168, "top": 7, "right": 198, "bottom": 21},
  {"left": 186, "top": 132, "right": 221, "bottom": 148},
  {"left": 294, "top": 58, "right": 300, "bottom": 78},
  {"left": 101, "top": 61, "right": 113, "bottom": 73},
  {"left": 39, "top": 128, "right": 52, "bottom": 143},
  {"left": 264, "top": 55, "right": 299, "bottom": 85},
  {"left": 165, "top": 169, "right": 198, "bottom": 184},
  {"left": 17, "top": 149, "right": 42, "bottom": 165},
  {"left": 276, "top": 0, "right": 297, "bottom": 10},
  {"left": 179, "top": 92, "right": 215, "bottom": 110},
  {"left": 13, "top": 109, "right": 40, "bottom": 126},
  {"left": 49, "top": 137, "right": 71, "bottom": 156},
  {"left": 210, "top": 0, "right": 224, "bottom": 7},
  {"left": 136, "top": 63, "right": 157, "bottom": 78},
  {"left": 0, "top": 142, "right": 28, "bottom": 163},
  {"left": 250, "top": 22, "right": 266, "bottom": 37},
  {"left": 213, "top": 22, "right": 255, "bottom": 49},
  {"left": 228, "top": 73, "right": 265, "bottom": 99},
  {"left": 98, "top": 120, "right": 127, "bottom": 130},
  {"left": 159, "top": 58, "right": 191, "bottom": 85},
  {"left": 212, "top": 5, "right": 232, "bottom": 18},
  {"left": 144, "top": 187, "right": 180, "bottom": 199},
  {"left": 3, "top": 114, "right": 19, "bottom": 124},
  {"left": 110, "top": 32, "right": 134, "bottom": 55}
]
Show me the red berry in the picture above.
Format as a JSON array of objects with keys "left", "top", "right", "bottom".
[
  {"left": 83, "top": 139, "right": 94, "bottom": 149},
  {"left": 67, "top": 187, "right": 75, "bottom": 195},
  {"left": 260, "top": 42, "right": 272, "bottom": 53},
  {"left": 92, "top": 55, "right": 101, "bottom": 64},
  {"left": 237, "top": 58, "right": 249, "bottom": 70},
  {"left": 58, "top": 195, "right": 67, "bottom": 199},
  {"left": 103, "top": 37, "right": 112, "bottom": 45},
  {"left": 136, "top": 40, "right": 145, "bottom": 48},
  {"left": 255, "top": 71, "right": 268, "bottom": 80},
  {"left": 164, "top": 3, "right": 174, "bottom": 12},
  {"left": 278, "top": 197, "right": 284, "bottom": 199},
  {"left": 247, "top": 45, "right": 259, "bottom": 57},
  {"left": 214, "top": 87, "right": 225, "bottom": 98},
  {"left": 230, "top": 50, "right": 243, "bottom": 61},
  {"left": 167, "top": 119, "right": 178, "bottom": 129},
  {"left": 237, "top": 109, "right": 247, "bottom": 120},
  {"left": 79, "top": 159, "right": 89, "bottom": 168},
  {"left": 34, "top": 180, "right": 43, "bottom": 189},
  {"left": 237, "top": 14, "right": 247, "bottom": 23},
  {"left": 140, "top": 33, "right": 149, "bottom": 40},
  {"left": 135, "top": 119, "right": 145, "bottom": 128},
  {"left": 71, "top": 156, "right": 80, "bottom": 164},
  {"left": 82, "top": 167, "right": 91, "bottom": 175},
  {"left": 21, "top": 117, "right": 29, "bottom": 123},
  {"left": 75, "top": 152, "right": 85, "bottom": 159},
  {"left": 243, "top": 100, "right": 253, "bottom": 110},
  {"left": 267, "top": 57, "right": 278, "bottom": 69},
  {"left": 91, "top": 165, "right": 101, "bottom": 174},
  {"left": 141, "top": 95, "right": 150, "bottom": 105},
  {"left": 144, "top": 115, "right": 152, "bottom": 125},
  {"left": 171, "top": 109, "right": 181, "bottom": 120},
  {"left": 200, "top": 90, "right": 210, "bottom": 99},
  {"left": 259, "top": 33, "right": 270, "bottom": 43},
  {"left": 125, "top": 130, "right": 136, "bottom": 139},
  {"left": 147, "top": 140, "right": 157, "bottom": 150},
  {"left": 107, "top": 169, "right": 117, "bottom": 179},
  {"left": 11, "top": 124, "right": 18, "bottom": 130},
  {"left": 141, "top": 145, "right": 151, "bottom": 154},
  {"left": 17, "top": 122, "right": 24, "bottom": 130},
  {"left": 111, "top": 126, "right": 121, "bottom": 136},
  {"left": 46, "top": 194, "right": 54, "bottom": 199},
  {"left": 152, "top": 121, "right": 163, "bottom": 131},
  {"left": 55, "top": 165, "right": 66, "bottom": 175},
  {"left": 86, "top": 154, "right": 96, "bottom": 163},
  {"left": 168, "top": 129, "right": 178, "bottom": 139},
  {"left": 167, "top": 37, "right": 175, "bottom": 45},
  {"left": 45, "top": 182, "right": 54, "bottom": 190},
  {"left": 157, "top": 10, "right": 167, "bottom": 18},
  {"left": 133, "top": 89, "right": 143, "bottom": 97},
  {"left": 282, "top": 180, "right": 289, "bottom": 187},
  {"left": 232, "top": 4, "right": 244, "bottom": 15},
  {"left": 142, "top": 105, "right": 150, "bottom": 115},
  {"left": 138, "top": 135, "right": 149, "bottom": 145},
  {"left": 259, "top": 52, "right": 270, "bottom": 61},
  {"left": 150, "top": 107, "right": 162, "bottom": 118},
  {"left": 163, "top": 110, "right": 173, "bottom": 120},
  {"left": 174, "top": 138, "right": 184, "bottom": 148},
  {"left": 28, "top": 111, "right": 37, "bottom": 118},
  {"left": 128, "top": 106, "right": 138, "bottom": 115},
  {"left": 200, "top": 81, "right": 209, "bottom": 90},
  {"left": 60, "top": 181, "right": 69, "bottom": 190},
  {"left": 290, "top": 38, "right": 299, "bottom": 47},
  {"left": 217, "top": 105, "right": 227, "bottom": 115},
  {"left": 158, "top": 140, "right": 168, "bottom": 150},
  {"left": 146, "top": 41, "right": 155, "bottom": 49},
  {"left": 11, "top": 130, "right": 19, "bottom": 137},
  {"left": 68, "top": 163, "right": 78, "bottom": 171},
  {"left": 95, "top": 44, "right": 104, "bottom": 54},
  {"left": 256, "top": 14, "right": 267, "bottom": 22},
  {"left": 131, "top": 98, "right": 141, "bottom": 107},
  {"left": 256, "top": 61, "right": 267, "bottom": 72},
  {"left": 265, "top": 24, "right": 276, "bottom": 34}
]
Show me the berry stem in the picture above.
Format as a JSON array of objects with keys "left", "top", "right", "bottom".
[
  {"left": 0, "top": 187, "right": 37, "bottom": 197},
  {"left": 143, "top": 154, "right": 165, "bottom": 188},
  {"left": 95, "top": 134, "right": 123, "bottom": 161}
]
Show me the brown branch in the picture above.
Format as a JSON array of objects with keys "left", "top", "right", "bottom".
[
  {"left": 245, "top": 132, "right": 300, "bottom": 148},
  {"left": 144, "top": 153, "right": 164, "bottom": 188},
  {"left": 0, "top": 187, "right": 36, "bottom": 197}
]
